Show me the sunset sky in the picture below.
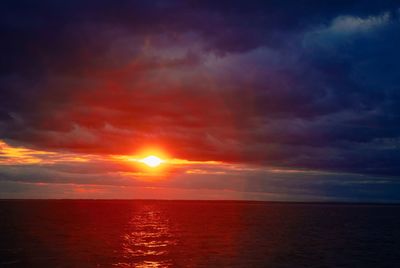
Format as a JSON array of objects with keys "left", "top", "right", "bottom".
[{"left": 1, "top": 1, "right": 400, "bottom": 202}]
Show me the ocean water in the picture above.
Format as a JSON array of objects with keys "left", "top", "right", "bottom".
[{"left": 0, "top": 200, "right": 399, "bottom": 267}]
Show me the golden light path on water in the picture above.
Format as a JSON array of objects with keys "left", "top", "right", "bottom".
[{"left": 113, "top": 205, "right": 176, "bottom": 268}]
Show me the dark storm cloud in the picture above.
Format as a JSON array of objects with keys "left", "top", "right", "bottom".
[{"left": 1, "top": 0, "right": 400, "bottom": 180}]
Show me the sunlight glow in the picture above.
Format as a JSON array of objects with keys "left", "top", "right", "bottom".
[{"left": 140, "top": 155, "right": 163, "bottom": 167}]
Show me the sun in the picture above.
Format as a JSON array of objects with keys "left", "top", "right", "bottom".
[{"left": 140, "top": 155, "right": 163, "bottom": 168}]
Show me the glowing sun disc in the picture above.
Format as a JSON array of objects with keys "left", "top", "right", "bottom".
[{"left": 141, "top": 155, "right": 163, "bottom": 167}]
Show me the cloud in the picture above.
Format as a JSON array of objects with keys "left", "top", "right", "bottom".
[
  {"left": 1, "top": 140, "right": 400, "bottom": 202},
  {"left": 1, "top": 1, "right": 400, "bottom": 200},
  {"left": 327, "top": 12, "right": 390, "bottom": 33}
]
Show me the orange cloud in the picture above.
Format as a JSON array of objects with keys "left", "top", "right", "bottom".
[{"left": 0, "top": 140, "right": 94, "bottom": 165}]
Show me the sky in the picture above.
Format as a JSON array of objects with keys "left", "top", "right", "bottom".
[{"left": 1, "top": 0, "right": 400, "bottom": 202}]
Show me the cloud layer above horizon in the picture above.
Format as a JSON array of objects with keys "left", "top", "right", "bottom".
[{"left": 1, "top": 0, "right": 400, "bottom": 201}]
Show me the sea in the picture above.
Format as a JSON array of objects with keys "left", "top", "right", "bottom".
[{"left": 0, "top": 200, "right": 399, "bottom": 267}]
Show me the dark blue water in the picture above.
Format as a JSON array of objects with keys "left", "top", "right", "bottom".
[{"left": 0, "top": 200, "right": 399, "bottom": 267}]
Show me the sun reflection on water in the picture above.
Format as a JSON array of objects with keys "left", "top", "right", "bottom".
[{"left": 113, "top": 205, "right": 176, "bottom": 268}]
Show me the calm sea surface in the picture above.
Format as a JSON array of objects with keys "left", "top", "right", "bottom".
[{"left": 0, "top": 200, "right": 399, "bottom": 267}]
